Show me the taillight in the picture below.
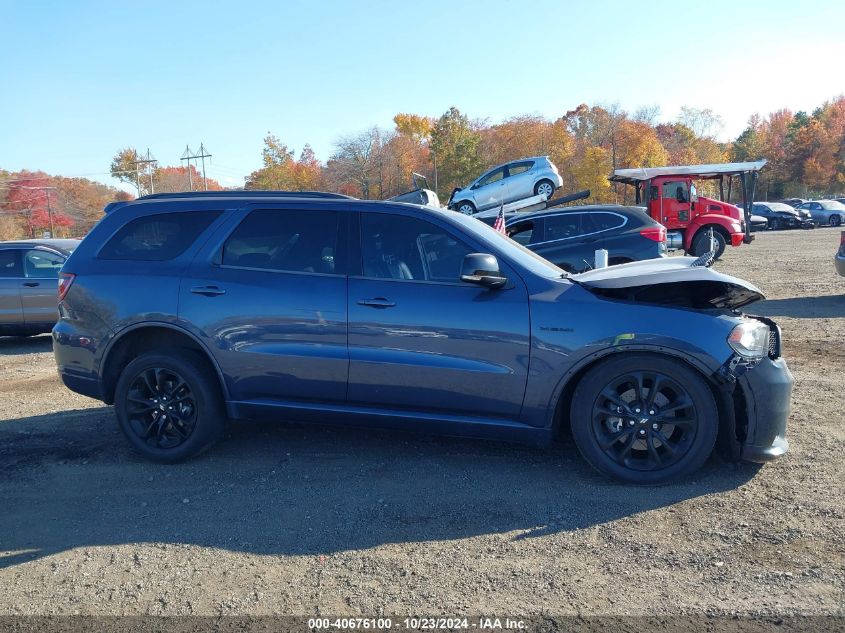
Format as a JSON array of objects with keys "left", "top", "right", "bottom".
[
  {"left": 840, "top": 231, "right": 845, "bottom": 246},
  {"left": 640, "top": 226, "right": 666, "bottom": 242},
  {"left": 58, "top": 273, "right": 76, "bottom": 301}
]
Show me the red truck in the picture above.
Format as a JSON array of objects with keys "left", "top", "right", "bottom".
[{"left": 610, "top": 161, "right": 766, "bottom": 259}]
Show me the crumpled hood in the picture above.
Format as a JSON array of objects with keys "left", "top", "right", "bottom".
[{"left": 572, "top": 256, "right": 765, "bottom": 310}]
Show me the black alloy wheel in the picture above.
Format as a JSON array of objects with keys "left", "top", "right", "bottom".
[
  {"left": 570, "top": 355, "right": 719, "bottom": 484},
  {"left": 126, "top": 367, "right": 197, "bottom": 449},
  {"left": 589, "top": 371, "right": 697, "bottom": 472},
  {"left": 114, "top": 351, "right": 224, "bottom": 462}
]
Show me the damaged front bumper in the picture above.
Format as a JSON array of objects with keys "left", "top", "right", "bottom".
[
  {"left": 716, "top": 321, "right": 793, "bottom": 462},
  {"left": 736, "top": 356, "right": 793, "bottom": 461}
]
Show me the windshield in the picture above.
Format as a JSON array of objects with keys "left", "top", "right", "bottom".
[
  {"left": 820, "top": 200, "right": 845, "bottom": 210},
  {"left": 445, "top": 211, "right": 565, "bottom": 279},
  {"left": 768, "top": 203, "right": 795, "bottom": 212}
]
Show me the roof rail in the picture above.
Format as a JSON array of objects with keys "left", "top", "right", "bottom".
[{"left": 136, "top": 190, "right": 355, "bottom": 201}]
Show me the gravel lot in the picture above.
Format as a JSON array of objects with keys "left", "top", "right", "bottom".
[{"left": 0, "top": 227, "right": 843, "bottom": 620}]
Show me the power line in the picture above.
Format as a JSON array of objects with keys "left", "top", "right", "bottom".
[
  {"left": 181, "top": 143, "right": 212, "bottom": 191},
  {"left": 129, "top": 148, "right": 158, "bottom": 196}
]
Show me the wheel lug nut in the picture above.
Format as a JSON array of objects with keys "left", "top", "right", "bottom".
[
  {"left": 628, "top": 420, "right": 635, "bottom": 426},
  {"left": 639, "top": 429, "right": 646, "bottom": 436},
  {"left": 652, "top": 423, "right": 659, "bottom": 430},
  {"left": 634, "top": 408, "right": 641, "bottom": 413}
]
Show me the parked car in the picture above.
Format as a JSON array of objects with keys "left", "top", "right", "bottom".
[
  {"left": 752, "top": 202, "right": 811, "bottom": 230},
  {"left": 53, "top": 191, "right": 792, "bottom": 484},
  {"left": 505, "top": 205, "right": 667, "bottom": 273},
  {"left": 778, "top": 198, "right": 806, "bottom": 209},
  {"left": 2, "top": 238, "right": 82, "bottom": 255},
  {"left": 749, "top": 215, "right": 769, "bottom": 231},
  {"left": 836, "top": 231, "right": 845, "bottom": 277},
  {"left": 448, "top": 157, "right": 563, "bottom": 215},
  {"left": 796, "top": 200, "right": 845, "bottom": 226},
  {"left": 0, "top": 242, "right": 67, "bottom": 336}
]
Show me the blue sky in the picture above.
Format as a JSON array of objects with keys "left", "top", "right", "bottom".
[{"left": 1, "top": 0, "right": 843, "bottom": 190}]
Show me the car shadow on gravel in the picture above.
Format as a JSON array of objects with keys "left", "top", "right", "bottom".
[
  {"left": 0, "top": 334, "right": 52, "bottom": 356},
  {"left": 755, "top": 295, "right": 845, "bottom": 319},
  {"left": 0, "top": 407, "right": 763, "bottom": 569}
]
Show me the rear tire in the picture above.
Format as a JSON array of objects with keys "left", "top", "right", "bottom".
[
  {"left": 691, "top": 229, "right": 727, "bottom": 259},
  {"left": 570, "top": 354, "right": 719, "bottom": 485},
  {"left": 831, "top": 215, "right": 842, "bottom": 227},
  {"left": 534, "top": 180, "right": 555, "bottom": 199},
  {"left": 114, "top": 350, "right": 224, "bottom": 463}
]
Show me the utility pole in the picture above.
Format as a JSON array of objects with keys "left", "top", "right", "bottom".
[
  {"left": 181, "top": 143, "right": 213, "bottom": 190},
  {"left": 180, "top": 145, "right": 195, "bottom": 191},
  {"left": 45, "top": 188, "right": 55, "bottom": 237},
  {"left": 129, "top": 149, "right": 158, "bottom": 195}
]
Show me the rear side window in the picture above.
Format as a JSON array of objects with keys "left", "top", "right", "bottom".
[
  {"left": 507, "top": 161, "right": 534, "bottom": 176},
  {"left": 544, "top": 214, "right": 585, "bottom": 241},
  {"left": 0, "top": 249, "right": 22, "bottom": 278},
  {"left": 222, "top": 209, "right": 341, "bottom": 275},
  {"left": 587, "top": 212, "right": 626, "bottom": 232},
  {"left": 99, "top": 211, "right": 220, "bottom": 261}
]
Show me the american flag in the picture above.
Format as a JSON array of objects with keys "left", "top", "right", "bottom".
[{"left": 493, "top": 203, "right": 506, "bottom": 235}]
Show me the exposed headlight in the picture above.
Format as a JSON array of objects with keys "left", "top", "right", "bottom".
[{"left": 728, "top": 321, "right": 770, "bottom": 358}]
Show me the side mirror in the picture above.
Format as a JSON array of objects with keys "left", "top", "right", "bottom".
[{"left": 461, "top": 253, "right": 507, "bottom": 288}]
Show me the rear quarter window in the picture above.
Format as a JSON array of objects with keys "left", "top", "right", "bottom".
[{"left": 98, "top": 211, "right": 221, "bottom": 261}]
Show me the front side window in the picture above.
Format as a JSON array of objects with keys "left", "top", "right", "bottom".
[
  {"left": 24, "top": 249, "right": 64, "bottom": 278},
  {"left": 477, "top": 168, "right": 505, "bottom": 187},
  {"left": 99, "top": 211, "right": 220, "bottom": 261},
  {"left": 222, "top": 209, "right": 341, "bottom": 274},
  {"left": 507, "top": 221, "right": 535, "bottom": 245},
  {"left": 361, "top": 214, "right": 473, "bottom": 283},
  {"left": 0, "top": 250, "right": 22, "bottom": 278}
]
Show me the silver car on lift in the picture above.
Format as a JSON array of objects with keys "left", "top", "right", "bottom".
[
  {"left": 0, "top": 242, "right": 68, "bottom": 336},
  {"left": 449, "top": 156, "right": 563, "bottom": 215}
]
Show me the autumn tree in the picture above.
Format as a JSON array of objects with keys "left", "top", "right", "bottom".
[{"left": 429, "top": 107, "right": 483, "bottom": 198}]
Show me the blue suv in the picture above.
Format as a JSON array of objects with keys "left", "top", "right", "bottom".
[{"left": 53, "top": 191, "right": 792, "bottom": 484}]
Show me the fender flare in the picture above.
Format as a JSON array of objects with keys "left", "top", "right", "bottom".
[
  {"left": 545, "top": 343, "right": 722, "bottom": 429},
  {"left": 98, "top": 320, "right": 230, "bottom": 402}
]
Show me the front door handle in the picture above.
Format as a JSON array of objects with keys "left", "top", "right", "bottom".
[
  {"left": 190, "top": 285, "right": 226, "bottom": 296},
  {"left": 357, "top": 297, "right": 396, "bottom": 308},
  {"left": 23, "top": 282, "right": 40, "bottom": 287}
]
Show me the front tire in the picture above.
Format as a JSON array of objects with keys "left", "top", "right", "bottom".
[
  {"left": 455, "top": 201, "right": 476, "bottom": 215},
  {"left": 114, "top": 350, "right": 224, "bottom": 463},
  {"left": 691, "top": 229, "right": 727, "bottom": 259},
  {"left": 830, "top": 214, "right": 842, "bottom": 227},
  {"left": 534, "top": 179, "right": 555, "bottom": 199},
  {"left": 570, "top": 355, "right": 719, "bottom": 485}
]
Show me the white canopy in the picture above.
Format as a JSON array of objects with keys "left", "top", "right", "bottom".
[{"left": 610, "top": 160, "right": 767, "bottom": 184}]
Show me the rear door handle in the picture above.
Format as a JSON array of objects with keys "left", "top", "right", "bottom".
[
  {"left": 190, "top": 285, "right": 226, "bottom": 296},
  {"left": 23, "top": 282, "right": 40, "bottom": 287},
  {"left": 357, "top": 298, "right": 396, "bottom": 308}
]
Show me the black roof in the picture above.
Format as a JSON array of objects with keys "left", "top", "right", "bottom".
[
  {"left": 137, "top": 190, "right": 355, "bottom": 201},
  {"left": 504, "top": 204, "right": 641, "bottom": 222},
  {"left": 105, "top": 190, "right": 359, "bottom": 214}
]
